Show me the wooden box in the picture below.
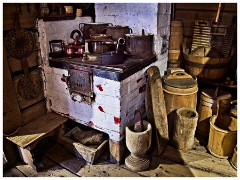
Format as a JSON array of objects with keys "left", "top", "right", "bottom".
[{"left": 61, "top": 127, "right": 108, "bottom": 164}]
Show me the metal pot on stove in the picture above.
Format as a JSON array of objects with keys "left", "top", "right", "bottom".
[
  {"left": 79, "top": 22, "right": 113, "bottom": 41},
  {"left": 125, "top": 29, "right": 154, "bottom": 59},
  {"left": 101, "top": 38, "right": 125, "bottom": 65},
  {"left": 104, "top": 25, "right": 132, "bottom": 41}
]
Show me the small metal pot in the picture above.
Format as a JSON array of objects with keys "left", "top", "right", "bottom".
[
  {"left": 79, "top": 22, "right": 113, "bottom": 40},
  {"left": 89, "top": 39, "right": 115, "bottom": 54},
  {"left": 101, "top": 38, "right": 125, "bottom": 65},
  {"left": 89, "top": 34, "right": 112, "bottom": 40},
  {"left": 125, "top": 29, "right": 154, "bottom": 59},
  {"left": 90, "top": 41, "right": 103, "bottom": 54},
  {"left": 105, "top": 25, "right": 132, "bottom": 41}
]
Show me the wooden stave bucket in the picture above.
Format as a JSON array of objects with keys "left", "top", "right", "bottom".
[
  {"left": 196, "top": 89, "right": 232, "bottom": 145},
  {"left": 167, "top": 61, "right": 180, "bottom": 68},
  {"left": 163, "top": 71, "right": 198, "bottom": 140},
  {"left": 208, "top": 115, "right": 237, "bottom": 159},
  {"left": 172, "top": 107, "right": 198, "bottom": 150},
  {"left": 183, "top": 51, "right": 232, "bottom": 82},
  {"left": 168, "top": 50, "right": 181, "bottom": 68},
  {"left": 169, "top": 21, "right": 183, "bottom": 50},
  {"left": 230, "top": 145, "right": 237, "bottom": 170}
]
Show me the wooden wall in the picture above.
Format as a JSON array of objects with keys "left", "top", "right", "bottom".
[
  {"left": 173, "top": 3, "right": 237, "bottom": 25},
  {"left": 3, "top": 3, "right": 47, "bottom": 170},
  {"left": 3, "top": 3, "right": 39, "bottom": 31},
  {"left": 172, "top": 3, "right": 237, "bottom": 79}
]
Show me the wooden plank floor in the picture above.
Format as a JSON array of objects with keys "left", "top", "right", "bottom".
[{"left": 3, "top": 139, "right": 237, "bottom": 177}]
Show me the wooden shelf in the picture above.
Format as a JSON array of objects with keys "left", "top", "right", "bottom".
[{"left": 38, "top": 14, "right": 76, "bottom": 22}]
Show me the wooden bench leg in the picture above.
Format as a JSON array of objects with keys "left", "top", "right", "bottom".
[
  {"left": 18, "top": 146, "right": 37, "bottom": 171},
  {"left": 16, "top": 126, "right": 65, "bottom": 171}
]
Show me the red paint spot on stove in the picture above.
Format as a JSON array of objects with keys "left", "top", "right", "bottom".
[
  {"left": 137, "top": 77, "right": 143, "bottom": 83},
  {"left": 114, "top": 117, "right": 121, "bottom": 124},
  {"left": 98, "top": 106, "right": 105, "bottom": 112},
  {"left": 139, "top": 84, "right": 146, "bottom": 93},
  {"left": 96, "top": 85, "right": 103, "bottom": 91}
]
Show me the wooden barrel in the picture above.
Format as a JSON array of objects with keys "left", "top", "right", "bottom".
[
  {"left": 167, "top": 61, "right": 180, "bottom": 68},
  {"left": 208, "top": 115, "right": 237, "bottom": 158},
  {"left": 183, "top": 51, "right": 232, "bottom": 82},
  {"left": 172, "top": 107, "right": 198, "bottom": 150},
  {"left": 162, "top": 70, "right": 198, "bottom": 140},
  {"left": 169, "top": 20, "right": 183, "bottom": 50},
  {"left": 168, "top": 50, "right": 181, "bottom": 68},
  {"left": 196, "top": 89, "right": 232, "bottom": 145},
  {"left": 230, "top": 145, "right": 237, "bottom": 170}
]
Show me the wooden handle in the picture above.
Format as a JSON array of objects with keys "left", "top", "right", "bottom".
[
  {"left": 167, "top": 71, "right": 192, "bottom": 79},
  {"left": 215, "top": 3, "right": 221, "bottom": 23}
]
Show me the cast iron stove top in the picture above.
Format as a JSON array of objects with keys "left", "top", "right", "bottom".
[{"left": 49, "top": 55, "right": 157, "bottom": 81}]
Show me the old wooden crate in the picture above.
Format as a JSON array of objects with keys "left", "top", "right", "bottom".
[{"left": 61, "top": 127, "right": 108, "bottom": 164}]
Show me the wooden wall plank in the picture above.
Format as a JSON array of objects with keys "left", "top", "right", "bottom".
[
  {"left": 21, "top": 100, "right": 47, "bottom": 125},
  {"left": 7, "top": 51, "right": 40, "bottom": 73},
  {"left": 174, "top": 3, "right": 237, "bottom": 28},
  {"left": 175, "top": 10, "right": 236, "bottom": 25},
  {"left": 3, "top": 46, "right": 22, "bottom": 135},
  {"left": 3, "top": 3, "right": 39, "bottom": 31},
  {"left": 175, "top": 3, "right": 237, "bottom": 12}
]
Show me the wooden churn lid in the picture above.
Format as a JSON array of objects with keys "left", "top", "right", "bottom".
[{"left": 163, "top": 71, "right": 197, "bottom": 89}]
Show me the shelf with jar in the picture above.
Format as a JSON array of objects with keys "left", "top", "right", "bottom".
[{"left": 38, "top": 3, "right": 75, "bottom": 22}]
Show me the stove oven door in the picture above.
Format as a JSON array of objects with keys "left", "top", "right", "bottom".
[{"left": 68, "top": 68, "right": 93, "bottom": 98}]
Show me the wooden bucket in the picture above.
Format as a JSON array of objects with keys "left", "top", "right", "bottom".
[
  {"left": 167, "top": 61, "right": 180, "bottom": 68},
  {"left": 208, "top": 115, "right": 237, "bottom": 158},
  {"left": 172, "top": 107, "right": 198, "bottom": 150},
  {"left": 169, "top": 20, "right": 183, "bottom": 50},
  {"left": 162, "top": 70, "right": 198, "bottom": 140},
  {"left": 196, "top": 89, "right": 232, "bottom": 145},
  {"left": 168, "top": 50, "right": 181, "bottom": 68},
  {"left": 183, "top": 51, "right": 232, "bottom": 82},
  {"left": 230, "top": 145, "right": 237, "bottom": 170}
]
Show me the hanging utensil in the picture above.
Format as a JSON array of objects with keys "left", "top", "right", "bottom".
[{"left": 6, "top": 12, "right": 36, "bottom": 99}]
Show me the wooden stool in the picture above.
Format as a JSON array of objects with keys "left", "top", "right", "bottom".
[{"left": 6, "top": 112, "right": 68, "bottom": 171}]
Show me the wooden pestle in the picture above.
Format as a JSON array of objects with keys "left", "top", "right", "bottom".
[{"left": 134, "top": 110, "right": 143, "bottom": 132}]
